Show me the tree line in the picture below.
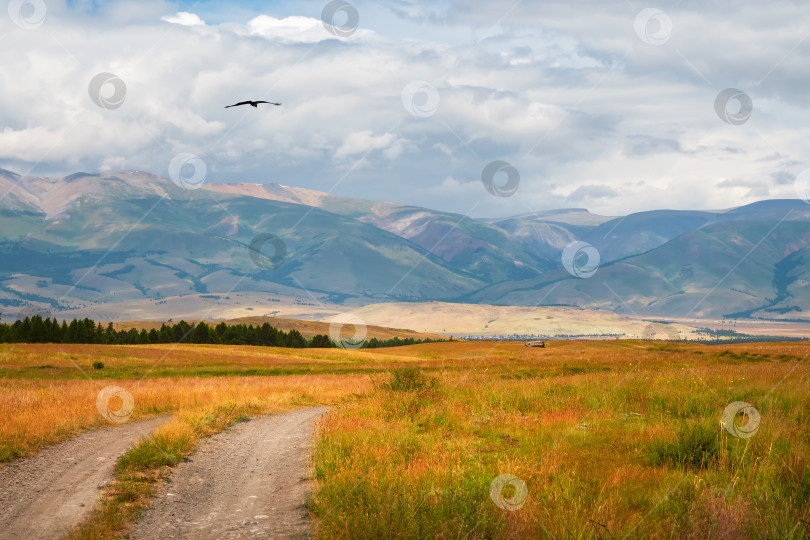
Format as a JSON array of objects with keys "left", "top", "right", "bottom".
[{"left": 0, "top": 314, "right": 442, "bottom": 349}]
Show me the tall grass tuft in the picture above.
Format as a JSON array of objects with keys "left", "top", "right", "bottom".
[
  {"left": 648, "top": 422, "right": 721, "bottom": 469},
  {"left": 381, "top": 367, "right": 438, "bottom": 392}
]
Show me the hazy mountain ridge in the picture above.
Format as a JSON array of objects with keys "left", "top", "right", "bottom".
[{"left": 2, "top": 168, "right": 810, "bottom": 321}]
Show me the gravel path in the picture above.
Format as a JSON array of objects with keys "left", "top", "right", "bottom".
[
  {"left": 130, "top": 406, "right": 329, "bottom": 539},
  {"left": 0, "top": 415, "right": 170, "bottom": 540}
]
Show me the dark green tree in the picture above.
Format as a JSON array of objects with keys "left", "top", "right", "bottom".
[{"left": 309, "top": 334, "right": 333, "bottom": 348}]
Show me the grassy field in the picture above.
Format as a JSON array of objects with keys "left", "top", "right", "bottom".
[{"left": 1, "top": 340, "right": 808, "bottom": 538}]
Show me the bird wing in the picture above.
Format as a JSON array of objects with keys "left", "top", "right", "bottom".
[{"left": 225, "top": 101, "right": 251, "bottom": 108}]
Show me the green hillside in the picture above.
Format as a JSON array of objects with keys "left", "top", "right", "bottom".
[
  {"left": 473, "top": 219, "right": 810, "bottom": 318},
  {"left": 3, "top": 169, "right": 810, "bottom": 322}
]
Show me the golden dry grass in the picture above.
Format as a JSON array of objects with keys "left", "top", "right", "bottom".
[
  {"left": 0, "top": 343, "right": 375, "bottom": 539},
  {"left": 0, "top": 342, "right": 383, "bottom": 461},
  {"left": 310, "top": 340, "right": 810, "bottom": 539},
  {"left": 0, "top": 374, "right": 368, "bottom": 461},
  {"left": 1, "top": 339, "right": 809, "bottom": 539}
]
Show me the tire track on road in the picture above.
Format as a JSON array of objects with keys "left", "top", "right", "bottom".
[
  {"left": 0, "top": 415, "right": 170, "bottom": 540},
  {"left": 130, "top": 407, "right": 328, "bottom": 539}
]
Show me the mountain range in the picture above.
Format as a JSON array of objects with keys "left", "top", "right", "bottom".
[{"left": 2, "top": 168, "right": 810, "bottom": 323}]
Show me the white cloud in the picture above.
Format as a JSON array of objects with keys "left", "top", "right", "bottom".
[
  {"left": 243, "top": 14, "right": 375, "bottom": 43},
  {"left": 334, "top": 131, "right": 397, "bottom": 160},
  {"left": 245, "top": 15, "right": 324, "bottom": 43},
  {"left": 161, "top": 12, "right": 205, "bottom": 27}
]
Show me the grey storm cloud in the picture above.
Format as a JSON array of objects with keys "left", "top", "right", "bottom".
[
  {"left": 772, "top": 171, "right": 796, "bottom": 186},
  {"left": 717, "top": 178, "right": 771, "bottom": 199},
  {"left": 625, "top": 135, "right": 683, "bottom": 157},
  {"left": 567, "top": 184, "right": 618, "bottom": 201}
]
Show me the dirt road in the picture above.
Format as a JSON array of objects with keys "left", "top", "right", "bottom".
[
  {"left": 130, "top": 406, "right": 329, "bottom": 539},
  {"left": 0, "top": 415, "right": 169, "bottom": 540}
]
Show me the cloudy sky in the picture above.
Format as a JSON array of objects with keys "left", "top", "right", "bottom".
[{"left": 1, "top": 0, "right": 809, "bottom": 217}]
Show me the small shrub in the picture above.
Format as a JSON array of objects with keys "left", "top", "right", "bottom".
[
  {"left": 649, "top": 422, "right": 720, "bottom": 469},
  {"left": 92, "top": 361, "right": 105, "bottom": 370},
  {"left": 501, "top": 369, "right": 542, "bottom": 380},
  {"left": 560, "top": 365, "right": 610, "bottom": 376},
  {"left": 383, "top": 367, "right": 437, "bottom": 392}
]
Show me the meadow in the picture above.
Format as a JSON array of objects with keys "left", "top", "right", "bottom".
[{"left": 0, "top": 340, "right": 808, "bottom": 538}]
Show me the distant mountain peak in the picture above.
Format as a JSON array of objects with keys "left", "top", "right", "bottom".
[{"left": 0, "top": 167, "right": 21, "bottom": 179}]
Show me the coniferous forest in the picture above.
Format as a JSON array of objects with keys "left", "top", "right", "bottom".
[{"left": 0, "top": 315, "right": 441, "bottom": 349}]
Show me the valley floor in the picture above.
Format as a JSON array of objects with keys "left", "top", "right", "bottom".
[
  {"left": 0, "top": 340, "right": 807, "bottom": 538},
  {"left": 44, "top": 297, "right": 810, "bottom": 341}
]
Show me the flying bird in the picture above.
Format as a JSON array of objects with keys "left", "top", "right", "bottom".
[{"left": 225, "top": 100, "right": 281, "bottom": 109}]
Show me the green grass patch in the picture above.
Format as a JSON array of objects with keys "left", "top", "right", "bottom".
[
  {"left": 648, "top": 422, "right": 721, "bottom": 469},
  {"left": 0, "top": 366, "right": 382, "bottom": 380}
]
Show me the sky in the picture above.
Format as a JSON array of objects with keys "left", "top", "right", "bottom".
[{"left": 1, "top": 0, "right": 809, "bottom": 218}]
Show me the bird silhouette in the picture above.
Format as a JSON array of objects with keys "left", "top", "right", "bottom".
[{"left": 225, "top": 100, "right": 281, "bottom": 109}]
